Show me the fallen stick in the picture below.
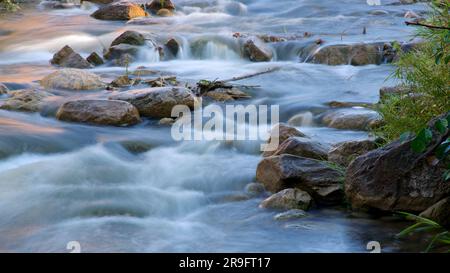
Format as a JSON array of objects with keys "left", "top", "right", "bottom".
[
  {"left": 405, "top": 21, "right": 450, "bottom": 30},
  {"left": 222, "top": 67, "right": 281, "bottom": 82}
]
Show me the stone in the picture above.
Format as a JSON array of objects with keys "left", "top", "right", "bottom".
[
  {"left": 274, "top": 209, "right": 307, "bottom": 221},
  {"left": 84, "top": 0, "right": 114, "bottom": 4},
  {"left": 0, "top": 83, "right": 8, "bottom": 94},
  {"left": 40, "top": 69, "right": 106, "bottom": 90},
  {"left": 86, "top": 52, "right": 104, "bottom": 66},
  {"left": 205, "top": 88, "right": 251, "bottom": 102},
  {"left": 111, "top": 30, "right": 146, "bottom": 47},
  {"left": 158, "top": 117, "right": 175, "bottom": 125},
  {"left": 91, "top": 2, "right": 147, "bottom": 21},
  {"left": 256, "top": 155, "right": 344, "bottom": 204},
  {"left": 379, "top": 85, "right": 412, "bottom": 100},
  {"left": 245, "top": 182, "right": 266, "bottom": 197},
  {"left": 263, "top": 123, "right": 307, "bottom": 157},
  {"left": 156, "top": 8, "right": 173, "bottom": 17},
  {"left": 309, "top": 43, "right": 385, "bottom": 66},
  {"left": 271, "top": 137, "right": 330, "bottom": 161},
  {"left": 0, "top": 89, "right": 52, "bottom": 112},
  {"left": 419, "top": 198, "right": 450, "bottom": 228},
  {"left": 328, "top": 140, "right": 378, "bottom": 167},
  {"left": 242, "top": 39, "right": 273, "bottom": 62},
  {"left": 165, "top": 38, "right": 180, "bottom": 57},
  {"left": 50, "top": 45, "right": 91, "bottom": 69},
  {"left": 110, "top": 75, "right": 132, "bottom": 87},
  {"left": 345, "top": 115, "right": 450, "bottom": 212},
  {"left": 145, "top": 0, "right": 175, "bottom": 13},
  {"left": 260, "top": 188, "right": 312, "bottom": 210},
  {"left": 56, "top": 99, "right": 141, "bottom": 126},
  {"left": 321, "top": 108, "right": 383, "bottom": 131},
  {"left": 109, "top": 86, "right": 197, "bottom": 118}
]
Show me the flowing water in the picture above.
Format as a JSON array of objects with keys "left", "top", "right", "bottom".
[{"left": 0, "top": 0, "right": 431, "bottom": 252}]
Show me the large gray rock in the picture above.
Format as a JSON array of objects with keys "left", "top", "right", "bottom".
[
  {"left": 271, "top": 137, "right": 330, "bottom": 160},
  {"left": 419, "top": 198, "right": 450, "bottom": 229},
  {"left": 110, "top": 30, "right": 146, "bottom": 47},
  {"left": 260, "top": 188, "right": 312, "bottom": 211},
  {"left": 320, "top": 108, "right": 383, "bottom": 131},
  {"left": 109, "top": 87, "right": 197, "bottom": 118},
  {"left": 328, "top": 140, "right": 378, "bottom": 167},
  {"left": 41, "top": 69, "right": 106, "bottom": 90},
  {"left": 345, "top": 115, "right": 450, "bottom": 212},
  {"left": 50, "top": 45, "right": 92, "bottom": 69},
  {"left": 91, "top": 2, "right": 148, "bottom": 21},
  {"left": 56, "top": 99, "right": 141, "bottom": 126},
  {"left": 256, "top": 155, "right": 344, "bottom": 204},
  {"left": 0, "top": 89, "right": 52, "bottom": 112}
]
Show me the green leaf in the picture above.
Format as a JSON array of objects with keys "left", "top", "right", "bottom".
[
  {"left": 411, "top": 129, "right": 432, "bottom": 153},
  {"left": 435, "top": 118, "right": 449, "bottom": 134}
]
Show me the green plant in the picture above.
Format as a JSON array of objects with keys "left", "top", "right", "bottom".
[
  {"left": 397, "top": 212, "right": 450, "bottom": 253},
  {"left": 0, "top": 0, "right": 20, "bottom": 11}
]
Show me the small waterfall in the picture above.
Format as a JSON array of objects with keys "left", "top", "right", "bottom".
[
  {"left": 202, "top": 41, "right": 240, "bottom": 60},
  {"left": 178, "top": 36, "right": 192, "bottom": 60},
  {"left": 189, "top": 36, "right": 242, "bottom": 61},
  {"left": 288, "top": 112, "right": 314, "bottom": 127}
]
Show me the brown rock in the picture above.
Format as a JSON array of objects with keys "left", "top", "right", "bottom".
[
  {"left": 41, "top": 69, "right": 106, "bottom": 90},
  {"left": 157, "top": 8, "right": 173, "bottom": 17},
  {"left": 165, "top": 38, "right": 180, "bottom": 57},
  {"left": 146, "top": 0, "right": 175, "bottom": 13},
  {"left": 263, "top": 123, "right": 307, "bottom": 157},
  {"left": 271, "top": 137, "right": 330, "bottom": 160},
  {"left": 0, "top": 83, "right": 8, "bottom": 95},
  {"left": 328, "top": 140, "right": 378, "bottom": 167},
  {"left": 242, "top": 39, "right": 273, "bottom": 62},
  {"left": 111, "top": 30, "right": 146, "bottom": 47},
  {"left": 91, "top": 2, "right": 148, "bottom": 21},
  {"left": 260, "top": 188, "right": 312, "bottom": 211},
  {"left": 420, "top": 198, "right": 450, "bottom": 228},
  {"left": 0, "top": 89, "right": 52, "bottom": 112},
  {"left": 86, "top": 52, "right": 104, "bottom": 66},
  {"left": 310, "top": 43, "right": 384, "bottom": 66},
  {"left": 50, "top": 45, "right": 91, "bottom": 69},
  {"left": 56, "top": 100, "right": 141, "bottom": 126}
]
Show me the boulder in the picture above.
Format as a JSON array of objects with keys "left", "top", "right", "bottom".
[
  {"left": 50, "top": 45, "right": 92, "bottom": 69},
  {"left": 274, "top": 209, "right": 307, "bottom": 221},
  {"left": 145, "top": 0, "right": 175, "bottom": 13},
  {"left": 40, "top": 69, "right": 106, "bottom": 90},
  {"left": 245, "top": 182, "right": 266, "bottom": 197},
  {"left": 86, "top": 52, "right": 104, "bottom": 66},
  {"left": 91, "top": 2, "right": 147, "bottom": 21},
  {"left": 0, "top": 89, "right": 52, "bottom": 112},
  {"left": 110, "top": 30, "right": 146, "bottom": 47},
  {"left": 157, "top": 8, "right": 173, "bottom": 17},
  {"left": 256, "top": 155, "right": 344, "bottom": 204},
  {"left": 379, "top": 85, "right": 412, "bottom": 100},
  {"left": 56, "top": 100, "right": 141, "bottom": 126},
  {"left": 260, "top": 188, "right": 312, "bottom": 211},
  {"left": 104, "top": 43, "right": 140, "bottom": 62},
  {"left": 345, "top": 115, "right": 450, "bottom": 212},
  {"left": 271, "top": 137, "right": 330, "bottom": 160},
  {"left": 110, "top": 75, "right": 133, "bottom": 87},
  {"left": 320, "top": 108, "right": 383, "bottom": 131},
  {"left": 242, "top": 39, "right": 273, "bottom": 62},
  {"left": 0, "top": 83, "right": 8, "bottom": 95},
  {"left": 328, "top": 140, "right": 378, "bottom": 167},
  {"left": 109, "top": 86, "right": 197, "bottom": 118},
  {"left": 263, "top": 123, "right": 307, "bottom": 157},
  {"left": 309, "top": 43, "right": 385, "bottom": 66},
  {"left": 165, "top": 38, "right": 180, "bottom": 57},
  {"left": 419, "top": 198, "right": 450, "bottom": 229}
]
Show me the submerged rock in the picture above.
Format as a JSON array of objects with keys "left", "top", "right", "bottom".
[
  {"left": 271, "top": 137, "right": 330, "bottom": 160},
  {"left": 145, "top": 0, "right": 175, "bottom": 13},
  {"left": 420, "top": 198, "right": 450, "bottom": 229},
  {"left": 56, "top": 99, "right": 141, "bottom": 126},
  {"left": 41, "top": 69, "right": 106, "bottom": 90},
  {"left": 309, "top": 43, "right": 385, "bottom": 66},
  {"left": 157, "top": 8, "right": 174, "bottom": 17},
  {"left": 320, "top": 108, "right": 383, "bottom": 131},
  {"left": 256, "top": 155, "right": 344, "bottom": 204},
  {"left": 109, "top": 87, "right": 197, "bottom": 118},
  {"left": 260, "top": 188, "right": 312, "bottom": 211},
  {"left": 165, "top": 38, "right": 180, "bottom": 57},
  {"left": 0, "top": 83, "right": 8, "bottom": 94},
  {"left": 245, "top": 182, "right": 266, "bottom": 197},
  {"left": 50, "top": 45, "right": 92, "bottom": 69},
  {"left": 0, "top": 89, "right": 52, "bottom": 112},
  {"left": 242, "top": 39, "right": 273, "bottom": 62},
  {"left": 328, "top": 140, "right": 378, "bottom": 167},
  {"left": 345, "top": 115, "right": 450, "bottom": 212},
  {"left": 158, "top": 117, "right": 175, "bottom": 126},
  {"left": 91, "top": 2, "right": 148, "bottom": 21}
]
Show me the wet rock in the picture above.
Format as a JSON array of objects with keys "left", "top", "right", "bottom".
[
  {"left": 85, "top": 0, "right": 114, "bottom": 4},
  {"left": 86, "top": 52, "right": 104, "bottom": 66},
  {"left": 274, "top": 209, "right": 307, "bottom": 221},
  {"left": 310, "top": 43, "right": 385, "bottom": 66},
  {"left": 379, "top": 85, "right": 412, "bottom": 100},
  {"left": 420, "top": 198, "right": 450, "bottom": 228},
  {"left": 158, "top": 117, "right": 175, "bottom": 125},
  {"left": 260, "top": 188, "right": 312, "bottom": 211},
  {"left": 41, "top": 69, "right": 106, "bottom": 90},
  {"left": 50, "top": 45, "right": 92, "bottom": 69},
  {"left": 242, "top": 39, "right": 273, "bottom": 62},
  {"left": 404, "top": 10, "right": 420, "bottom": 19},
  {"left": 320, "top": 108, "right": 383, "bottom": 131},
  {"left": 109, "top": 86, "right": 197, "bottom": 118},
  {"left": 91, "top": 2, "right": 148, "bottom": 21},
  {"left": 111, "top": 30, "right": 146, "bottom": 47},
  {"left": 157, "top": 8, "right": 174, "bottom": 17},
  {"left": 205, "top": 88, "right": 251, "bottom": 102},
  {"left": 145, "top": 0, "right": 175, "bottom": 13},
  {"left": 0, "top": 89, "right": 52, "bottom": 112},
  {"left": 328, "top": 140, "right": 378, "bottom": 167},
  {"left": 256, "top": 155, "right": 344, "bottom": 204},
  {"left": 263, "top": 123, "right": 307, "bottom": 157},
  {"left": 326, "top": 101, "right": 374, "bottom": 109},
  {"left": 56, "top": 99, "right": 141, "bottom": 126},
  {"left": 287, "top": 112, "right": 314, "bottom": 127},
  {"left": 0, "top": 83, "right": 8, "bottom": 95},
  {"left": 110, "top": 75, "right": 133, "bottom": 87},
  {"left": 271, "top": 137, "right": 330, "bottom": 161},
  {"left": 165, "top": 38, "right": 180, "bottom": 57},
  {"left": 345, "top": 115, "right": 450, "bottom": 212},
  {"left": 245, "top": 182, "right": 266, "bottom": 197},
  {"left": 104, "top": 44, "right": 140, "bottom": 64},
  {"left": 119, "top": 140, "right": 153, "bottom": 154}
]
